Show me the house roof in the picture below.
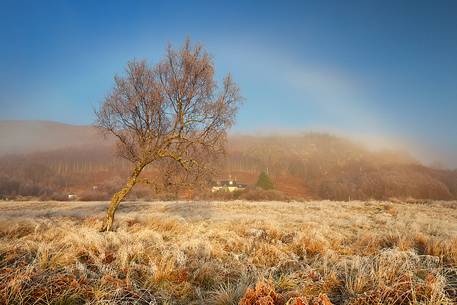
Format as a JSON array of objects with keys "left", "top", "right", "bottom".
[{"left": 214, "top": 180, "right": 246, "bottom": 187}]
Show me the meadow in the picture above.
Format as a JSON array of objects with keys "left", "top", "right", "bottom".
[{"left": 1, "top": 199, "right": 457, "bottom": 304}]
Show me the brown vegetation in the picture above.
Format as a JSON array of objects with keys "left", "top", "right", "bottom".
[{"left": 1, "top": 199, "right": 456, "bottom": 304}]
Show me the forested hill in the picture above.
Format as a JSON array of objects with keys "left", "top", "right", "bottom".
[
  {"left": 0, "top": 120, "right": 456, "bottom": 200},
  {"left": 225, "top": 134, "right": 457, "bottom": 200}
]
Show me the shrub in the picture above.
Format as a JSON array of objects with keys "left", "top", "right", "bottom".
[
  {"left": 238, "top": 281, "right": 334, "bottom": 305},
  {"left": 78, "top": 190, "right": 110, "bottom": 201},
  {"left": 240, "top": 189, "right": 291, "bottom": 201}
]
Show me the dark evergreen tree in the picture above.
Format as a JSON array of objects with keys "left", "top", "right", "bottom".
[{"left": 256, "top": 171, "right": 274, "bottom": 190}]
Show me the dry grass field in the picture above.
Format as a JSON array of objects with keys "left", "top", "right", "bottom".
[{"left": 1, "top": 199, "right": 457, "bottom": 305}]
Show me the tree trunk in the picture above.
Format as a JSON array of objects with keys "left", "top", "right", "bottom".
[{"left": 100, "top": 163, "right": 144, "bottom": 232}]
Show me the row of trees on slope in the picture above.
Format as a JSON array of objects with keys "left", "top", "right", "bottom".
[{"left": 1, "top": 134, "right": 456, "bottom": 201}]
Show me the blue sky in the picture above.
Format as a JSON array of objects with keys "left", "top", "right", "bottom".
[{"left": 1, "top": 1, "right": 456, "bottom": 167}]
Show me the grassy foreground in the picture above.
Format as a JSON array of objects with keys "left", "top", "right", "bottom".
[{"left": 1, "top": 200, "right": 457, "bottom": 304}]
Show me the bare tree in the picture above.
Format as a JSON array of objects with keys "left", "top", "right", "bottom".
[{"left": 95, "top": 39, "right": 242, "bottom": 231}]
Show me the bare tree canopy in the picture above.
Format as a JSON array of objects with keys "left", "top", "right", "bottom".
[{"left": 95, "top": 39, "right": 242, "bottom": 231}]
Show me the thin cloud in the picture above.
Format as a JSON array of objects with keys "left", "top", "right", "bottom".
[
  {"left": 214, "top": 40, "right": 379, "bottom": 126},
  {"left": 210, "top": 40, "right": 434, "bottom": 161}
]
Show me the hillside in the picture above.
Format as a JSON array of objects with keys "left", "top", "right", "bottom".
[
  {"left": 225, "top": 134, "right": 457, "bottom": 200},
  {"left": 0, "top": 120, "right": 456, "bottom": 200}
]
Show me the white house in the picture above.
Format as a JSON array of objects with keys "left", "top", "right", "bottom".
[
  {"left": 211, "top": 179, "right": 247, "bottom": 192},
  {"left": 67, "top": 194, "right": 77, "bottom": 200}
]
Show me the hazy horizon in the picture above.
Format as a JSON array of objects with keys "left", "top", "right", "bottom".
[
  {"left": 0, "top": 119, "right": 448, "bottom": 171},
  {"left": 1, "top": 1, "right": 456, "bottom": 167}
]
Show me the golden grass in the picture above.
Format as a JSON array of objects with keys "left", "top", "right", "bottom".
[{"left": 0, "top": 199, "right": 456, "bottom": 304}]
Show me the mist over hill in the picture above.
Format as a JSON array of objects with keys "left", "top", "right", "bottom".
[
  {"left": 0, "top": 120, "right": 110, "bottom": 155},
  {"left": 0, "top": 120, "right": 456, "bottom": 200}
]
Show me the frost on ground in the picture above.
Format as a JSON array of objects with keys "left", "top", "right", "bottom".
[{"left": 0, "top": 200, "right": 457, "bottom": 304}]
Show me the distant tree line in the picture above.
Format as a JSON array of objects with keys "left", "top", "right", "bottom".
[{"left": 1, "top": 133, "right": 456, "bottom": 201}]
